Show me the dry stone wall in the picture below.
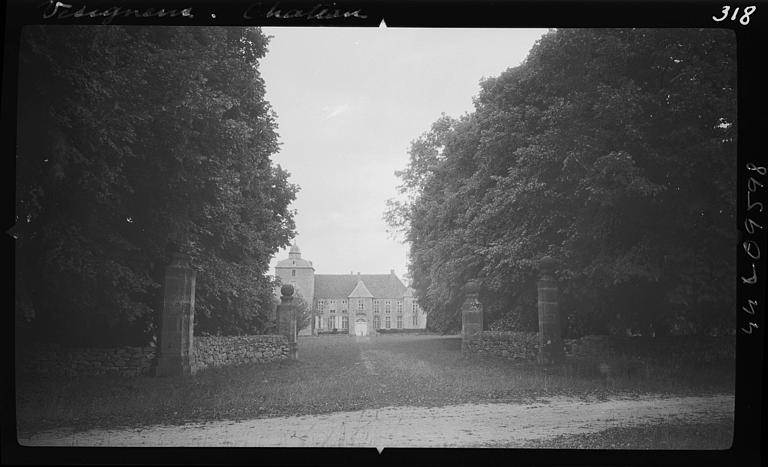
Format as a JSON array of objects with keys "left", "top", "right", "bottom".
[
  {"left": 17, "top": 335, "right": 290, "bottom": 377},
  {"left": 192, "top": 335, "right": 288, "bottom": 371},
  {"left": 464, "top": 331, "right": 540, "bottom": 361},
  {"left": 567, "top": 335, "right": 735, "bottom": 363},
  {"left": 17, "top": 343, "right": 156, "bottom": 377},
  {"left": 464, "top": 332, "right": 736, "bottom": 364}
]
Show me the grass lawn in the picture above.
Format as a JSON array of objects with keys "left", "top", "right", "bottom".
[{"left": 15, "top": 334, "right": 735, "bottom": 435}]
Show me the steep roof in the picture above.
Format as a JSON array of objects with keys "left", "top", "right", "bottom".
[
  {"left": 348, "top": 280, "right": 374, "bottom": 298},
  {"left": 314, "top": 273, "right": 407, "bottom": 299}
]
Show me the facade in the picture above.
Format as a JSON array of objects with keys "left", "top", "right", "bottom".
[{"left": 274, "top": 244, "right": 426, "bottom": 336}]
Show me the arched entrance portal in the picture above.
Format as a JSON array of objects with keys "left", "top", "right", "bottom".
[{"left": 354, "top": 317, "right": 368, "bottom": 336}]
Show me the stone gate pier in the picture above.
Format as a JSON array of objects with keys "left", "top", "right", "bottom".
[
  {"left": 461, "top": 280, "right": 483, "bottom": 354},
  {"left": 155, "top": 253, "right": 196, "bottom": 376},
  {"left": 537, "top": 255, "right": 564, "bottom": 364},
  {"left": 277, "top": 284, "right": 299, "bottom": 360}
]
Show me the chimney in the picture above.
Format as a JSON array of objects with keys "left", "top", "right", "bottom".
[{"left": 390, "top": 269, "right": 395, "bottom": 275}]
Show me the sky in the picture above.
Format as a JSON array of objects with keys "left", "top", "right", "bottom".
[{"left": 261, "top": 27, "right": 547, "bottom": 282}]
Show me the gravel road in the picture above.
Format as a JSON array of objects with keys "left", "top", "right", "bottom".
[{"left": 20, "top": 393, "right": 734, "bottom": 448}]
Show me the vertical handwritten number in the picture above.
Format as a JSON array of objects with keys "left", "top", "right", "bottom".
[
  {"left": 742, "top": 163, "right": 762, "bottom": 337},
  {"left": 741, "top": 263, "right": 757, "bottom": 284},
  {"left": 747, "top": 163, "right": 767, "bottom": 176},
  {"left": 741, "top": 322, "right": 758, "bottom": 334},
  {"left": 741, "top": 5, "right": 756, "bottom": 25},
  {"left": 747, "top": 191, "right": 764, "bottom": 213},
  {"left": 745, "top": 218, "right": 764, "bottom": 234},
  {"left": 743, "top": 241, "right": 761, "bottom": 260},
  {"left": 713, "top": 5, "right": 730, "bottom": 21},
  {"left": 730, "top": 6, "right": 740, "bottom": 20},
  {"left": 742, "top": 299, "right": 758, "bottom": 315}
]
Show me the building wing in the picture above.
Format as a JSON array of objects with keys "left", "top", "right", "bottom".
[{"left": 314, "top": 273, "right": 407, "bottom": 299}]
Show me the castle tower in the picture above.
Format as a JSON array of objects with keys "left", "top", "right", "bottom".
[{"left": 275, "top": 243, "right": 315, "bottom": 333}]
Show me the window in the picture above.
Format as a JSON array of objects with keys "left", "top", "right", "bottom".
[
  {"left": 385, "top": 316, "right": 391, "bottom": 329},
  {"left": 316, "top": 316, "right": 322, "bottom": 329},
  {"left": 412, "top": 314, "right": 418, "bottom": 326},
  {"left": 318, "top": 300, "right": 324, "bottom": 312},
  {"left": 328, "top": 316, "right": 336, "bottom": 329},
  {"left": 342, "top": 316, "right": 348, "bottom": 329},
  {"left": 385, "top": 301, "right": 391, "bottom": 313},
  {"left": 412, "top": 302, "right": 416, "bottom": 312},
  {"left": 374, "top": 316, "right": 380, "bottom": 329},
  {"left": 397, "top": 315, "right": 403, "bottom": 328},
  {"left": 373, "top": 301, "right": 379, "bottom": 313},
  {"left": 292, "top": 269, "right": 296, "bottom": 277},
  {"left": 397, "top": 301, "right": 403, "bottom": 313},
  {"left": 358, "top": 300, "right": 364, "bottom": 311}
]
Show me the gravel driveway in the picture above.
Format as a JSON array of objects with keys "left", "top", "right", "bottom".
[{"left": 20, "top": 393, "right": 734, "bottom": 448}]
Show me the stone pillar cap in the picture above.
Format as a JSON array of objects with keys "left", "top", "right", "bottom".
[
  {"left": 464, "top": 279, "right": 481, "bottom": 294},
  {"left": 170, "top": 252, "right": 192, "bottom": 267},
  {"left": 538, "top": 255, "right": 557, "bottom": 271}
]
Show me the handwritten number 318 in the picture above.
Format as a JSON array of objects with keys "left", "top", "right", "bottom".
[{"left": 713, "top": 5, "right": 756, "bottom": 25}]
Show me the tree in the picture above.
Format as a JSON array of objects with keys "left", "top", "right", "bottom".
[
  {"left": 15, "top": 26, "right": 297, "bottom": 345},
  {"left": 387, "top": 28, "right": 736, "bottom": 336},
  {"left": 292, "top": 292, "right": 312, "bottom": 332}
]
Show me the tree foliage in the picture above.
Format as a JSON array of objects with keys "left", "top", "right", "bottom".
[
  {"left": 291, "top": 292, "right": 312, "bottom": 332},
  {"left": 16, "top": 26, "right": 297, "bottom": 345},
  {"left": 387, "top": 29, "right": 736, "bottom": 336}
]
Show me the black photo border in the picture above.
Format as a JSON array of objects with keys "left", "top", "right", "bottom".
[{"left": 2, "top": 0, "right": 765, "bottom": 465}]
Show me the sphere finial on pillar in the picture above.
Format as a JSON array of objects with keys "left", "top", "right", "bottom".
[{"left": 280, "top": 284, "right": 295, "bottom": 297}]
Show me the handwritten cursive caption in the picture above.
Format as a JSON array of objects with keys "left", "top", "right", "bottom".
[
  {"left": 40, "top": 1, "right": 194, "bottom": 24},
  {"left": 741, "top": 162, "right": 765, "bottom": 335},
  {"left": 243, "top": 2, "right": 368, "bottom": 20}
]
